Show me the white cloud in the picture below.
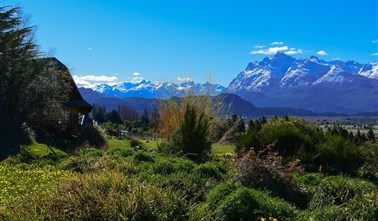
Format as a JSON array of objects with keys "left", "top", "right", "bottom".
[
  {"left": 74, "top": 75, "right": 118, "bottom": 82},
  {"left": 254, "top": 45, "right": 265, "bottom": 49},
  {"left": 317, "top": 50, "right": 328, "bottom": 56},
  {"left": 73, "top": 75, "right": 119, "bottom": 88},
  {"left": 271, "top": 41, "right": 284, "bottom": 45},
  {"left": 131, "top": 76, "right": 144, "bottom": 83},
  {"left": 177, "top": 77, "right": 192, "bottom": 82},
  {"left": 372, "top": 40, "right": 378, "bottom": 44},
  {"left": 250, "top": 46, "right": 289, "bottom": 55},
  {"left": 133, "top": 72, "right": 140, "bottom": 76},
  {"left": 285, "top": 48, "right": 303, "bottom": 55},
  {"left": 371, "top": 53, "right": 378, "bottom": 56}
]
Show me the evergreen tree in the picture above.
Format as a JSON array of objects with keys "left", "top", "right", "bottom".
[
  {"left": 93, "top": 105, "right": 106, "bottom": 124},
  {"left": 140, "top": 108, "right": 150, "bottom": 126},
  {"left": 151, "top": 106, "right": 160, "bottom": 129},
  {"left": 0, "top": 6, "right": 70, "bottom": 155},
  {"left": 106, "top": 110, "right": 123, "bottom": 125},
  {"left": 367, "top": 127, "right": 376, "bottom": 142},
  {"left": 170, "top": 104, "right": 211, "bottom": 162},
  {"left": 248, "top": 119, "right": 255, "bottom": 132}
]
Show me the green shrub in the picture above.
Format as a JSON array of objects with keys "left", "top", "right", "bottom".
[
  {"left": 106, "top": 146, "right": 135, "bottom": 158},
  {"left": 205, "top": 181, "right": 243, "bottom": 210},
  {"left": 358, "top": 141, "right": 378, "bottom": 184},
  {"left": 133, "top": 151, "right": 155, "bottom": 163},
  {"left": 82, "top": 147, "right": 103, "bottom": 158},
  {"left": 297, "top": 206, "right": 343, "bottom": 221},
  {"left": 237, "top": 118, "right": 320, "bottom": 159},
  {"left": 310, "top": 176, "right": 376, "bottom": 208},
  {"left": 234, "top": 147, "right": 311, "bottom": 209},
  {"left": 192, "top": 162, "right": 227, "bottom": 180},
  {"left": 77, "top": 125, "right": 107, "bottom": 149},
  {"left": 309, "top": 176, "right": 378, "bottom": 220},
  {"left": 315, "top": 135, "right": 363, "bottom": 174},
  {"left": 293, "top": 173, "right": 323, "bottom": 190},
  {"left": 192, "top": 181, "right": 296, "bottom": 221},
  {"left": 167, "top": 103, "right": 212, "bottom": 162},
  {"left": 153, "top": 157, "right": 194, "bottom": 175}
]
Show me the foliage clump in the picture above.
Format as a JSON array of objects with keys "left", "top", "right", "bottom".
[
  {"left": 234, "top": 144, "right": 310, "bottom": 208},
  {"left": 237, "top": 117, "right": 364, "bottom": 174},
  {"left": 307, "top": 176, "right": 378, "bottom": 220},
  {"left": 190, "top": 181, "right": 296, "bottom": 221},
  {"left": 159, "top": 103, "right": 212, "bottom": 162}
]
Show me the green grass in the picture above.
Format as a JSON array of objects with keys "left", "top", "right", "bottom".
[
  {"left": 107, "top": 137, "right": 132, "bottom": 149},
  {"left": 21, "top": 142, "right": 67, "bottom": 159},
  {"left": 140, "top": 139, "right": 161, "bottom": 150},
  {"left": 1, "top": 135, "right": 377, "bottom": 220},
  {"left": 211, "top": 143, "right": 235, "bottom": 155}
]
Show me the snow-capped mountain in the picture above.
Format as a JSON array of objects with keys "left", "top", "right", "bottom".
[
  {"left": 87, "top": 80, "right": 225, "bottom": 99},
  {"left": 227, "top": 53, "right": 378, "bottom": 113}
]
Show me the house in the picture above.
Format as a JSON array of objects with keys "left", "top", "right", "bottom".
[{"left": 42, "top": 57, "right": 92, "bottom": 133}]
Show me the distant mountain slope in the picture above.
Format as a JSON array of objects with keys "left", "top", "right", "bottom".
[
  {"left": 79, "top": 88, "right": 317, "bottom": 117},
  {"left": 226, "top": 53, "right": 378, "bottom": 113},
  {"left": 90, "top": 80, "right": 225, "bottom": 99}
]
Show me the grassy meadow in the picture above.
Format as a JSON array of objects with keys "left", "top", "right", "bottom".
[{"left": 0, "top": 133, "right": 377, "bottom": 220}]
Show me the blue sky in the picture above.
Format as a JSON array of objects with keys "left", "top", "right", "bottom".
[{"left": 4, "top": 0, "right": 378, "bottom": 87}]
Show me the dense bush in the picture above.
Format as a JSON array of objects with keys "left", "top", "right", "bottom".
[
  {"left": 234, "top": 146, "right": 310, "bottom": 208},
  {"left": 191, "top": 181, "right": 296, "bottom": 221},
  {"left": 152, "top": 157, "right": 195, "bottom": 175},
  {"left": 76, "top": 125, "right": 107, "bottom": 149},
  {"left": 237, "top": 117, "right": 365, "bottom": 174},
  {"left": 133, "top": 151, "right": 155, "bottom": 163},
  {"left": 358, "top": 141, "right": 378, "bottom": 184},
  {"left": 192, "top": 162, "right": 227, "bottom": 180},
  {"left": 106, "top": 146, "right": 135, "bottom": 158},
  {"left": 237, "top": 118, "right": 320, "bottom": 159},
  {"left": 308, "top": 176, "right": 378, "bottom": 220},
  {"left": 161, "top": 103, "right": 212, "bottom": 162},
  {"left": 315, "top": 135, "right": 363, "bottom": 174}
]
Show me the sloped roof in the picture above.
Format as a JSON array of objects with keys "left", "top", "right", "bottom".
[{"left": 40, "top": 57, "right": 92, "bottom": 112}]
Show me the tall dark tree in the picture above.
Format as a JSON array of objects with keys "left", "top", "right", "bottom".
[
  {"left": 106, "top": 110, "right": 123, "bottom": 125},
  {"left": 0, "top": 6, "right": 70, "bottom": 155},
  {"left": 140, "top": 108, "right": 149, "bottom": 126},
  {"left": 367, "top": 127, "right": 376, "bottom": 142},
  {"left": 151, "top": 106, "right": 160, "bottom": 129},
  {"left": 92, "top": 104, "right": 107, "bottom": 124},
  {"left": 170, "top": 104, "right": 212, "bottom": 162}
]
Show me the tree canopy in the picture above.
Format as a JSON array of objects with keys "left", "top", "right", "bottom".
[{"left": 0, "top": 6, "right": 71, "bottom": 157}]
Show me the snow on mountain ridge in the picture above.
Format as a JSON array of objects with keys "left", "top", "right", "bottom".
[
  {"left": 228, "top": 54, "right": 377, "bottom": 93},
  {"left": 88, "top": 80, "right": 225, "bottom": 99}
]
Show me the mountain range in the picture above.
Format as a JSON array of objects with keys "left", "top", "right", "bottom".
[
  {"left": 78, "top": 88, "right": 318, "bottom": 117},
  {"left": 227, "top": 53, "right": 378, "bottom": 114},
  {"left": 92, "top": 80, "right": 225, "bottom": 99},
  {"left": 78, "top": 53, "right": 378, "bottom": 115}
]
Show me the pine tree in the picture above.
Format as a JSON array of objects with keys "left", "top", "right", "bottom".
[
  {"left": 171, "top": 103, "right": 211, "bottom": 162},
  {"left": 367, "top": 127, "right": 376, "bottom": 142},
  {"left": 140, "top": 108, "right": 149, "bottom": 126},
  {"left": 0, "top": 6, "right": 70, "bottom": 155}
]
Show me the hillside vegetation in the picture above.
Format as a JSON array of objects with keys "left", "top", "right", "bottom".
[{"left": 1, "top": 116, "right": 377, "bottom": 220}]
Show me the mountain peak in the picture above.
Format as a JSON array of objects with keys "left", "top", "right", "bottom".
[
  {"left": 273, "top": 52, "right": 292, "bottom": 59},
  {"left": 227, "top": 55, "right": 378, "bottom": 113}
]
